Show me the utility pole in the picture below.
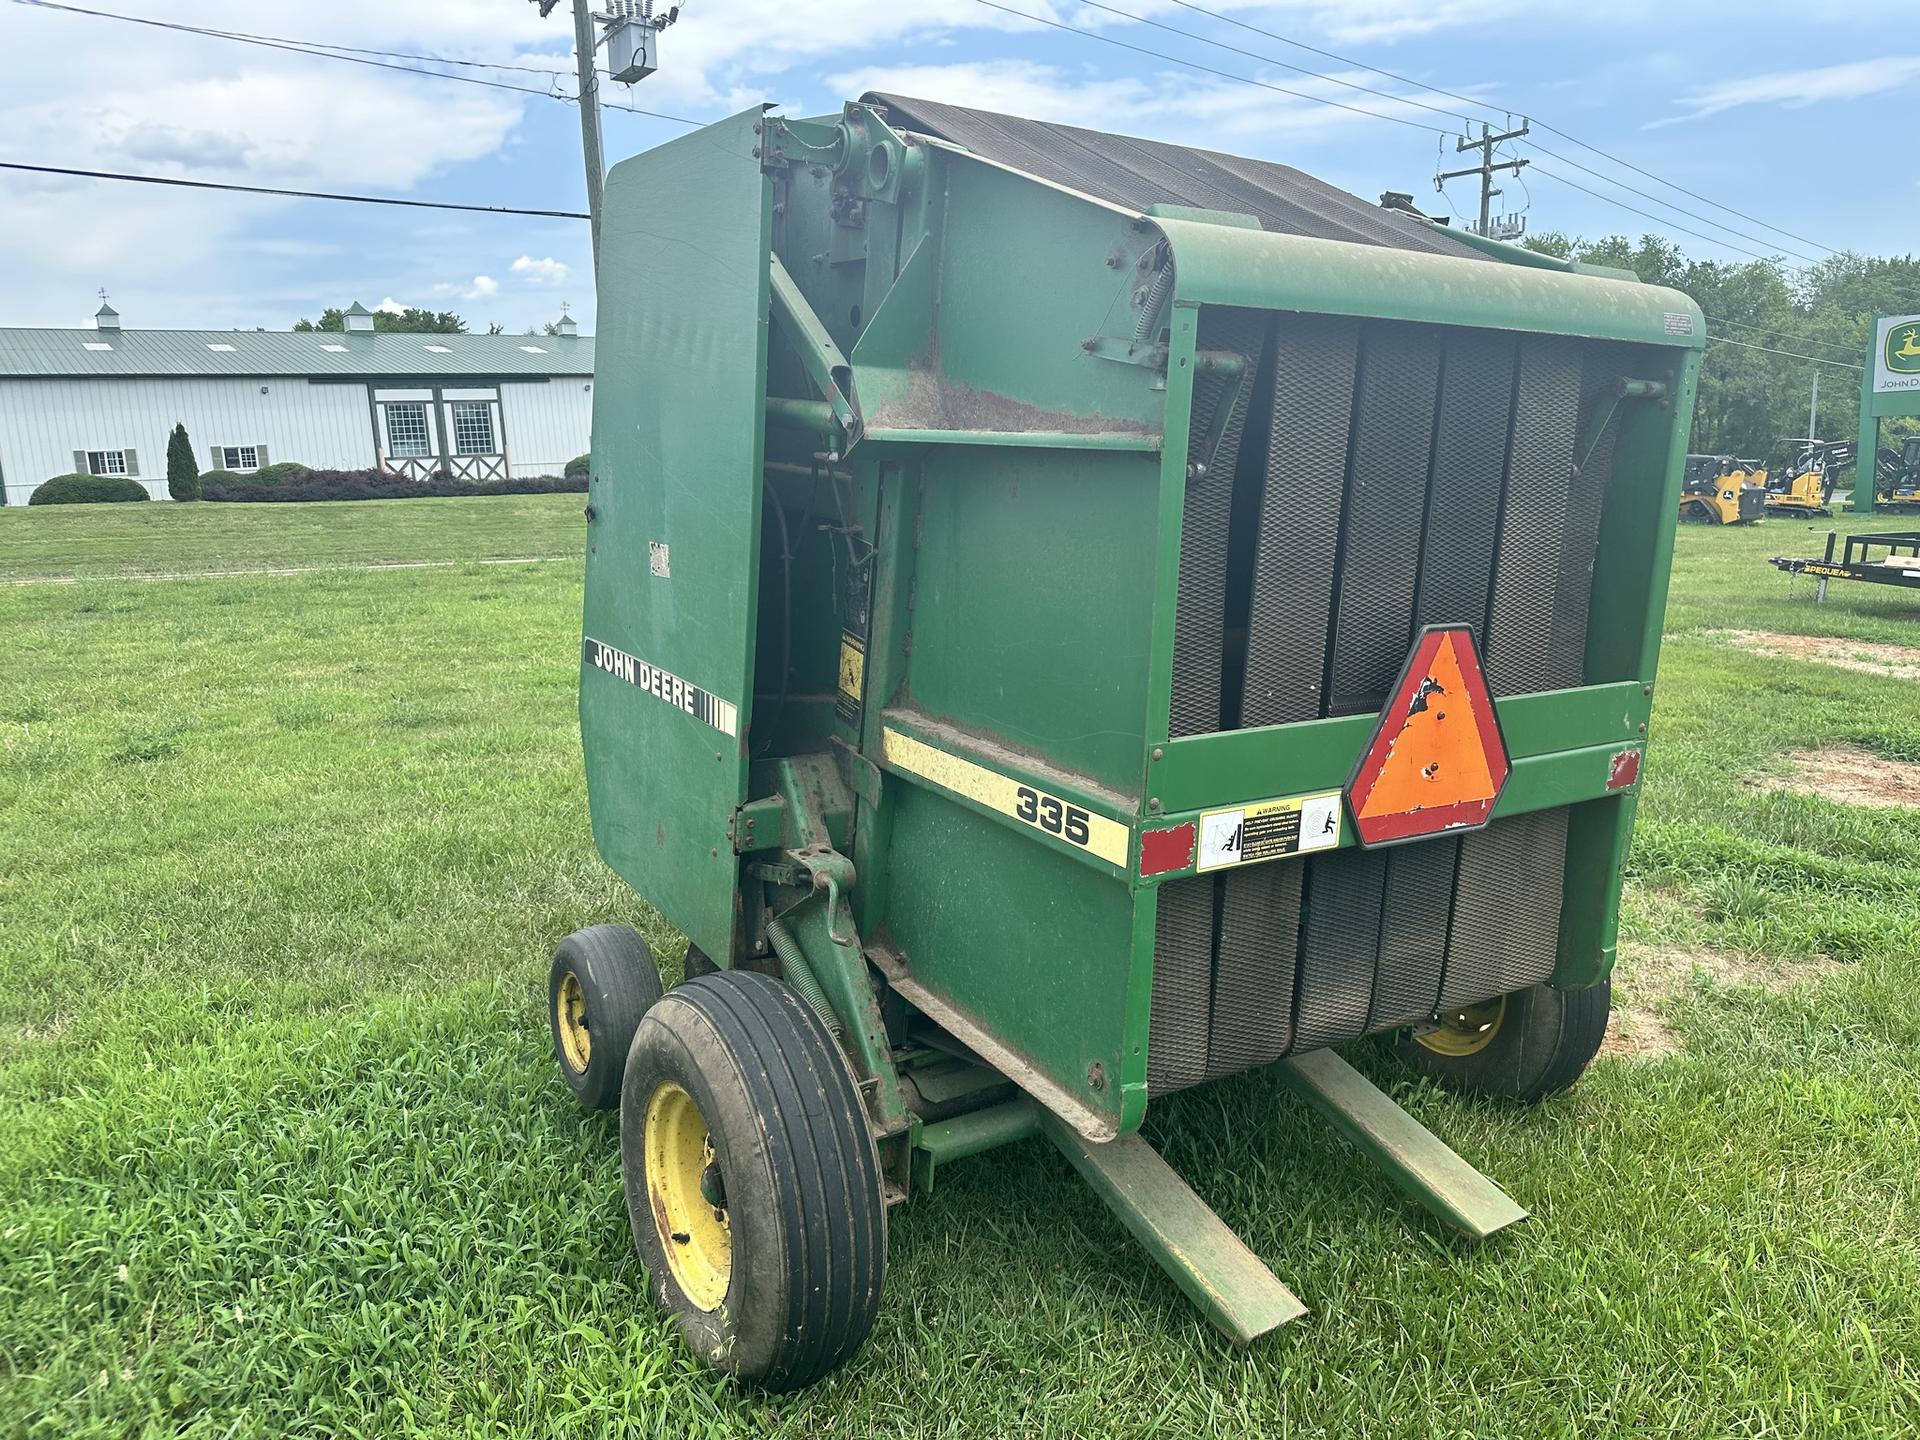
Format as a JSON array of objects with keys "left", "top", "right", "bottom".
[
  {"left": 569, "top": 0, "right": 606, "bottom": 265},
  {"left": 532, "top": 1, "right": 680, "bottom": 268},
  {"left": 1435, "top": 120, "right": 1530, "bottom": 239},
  {"left": 1808, "top": 366, "right": 1820, "bottom": 445}
]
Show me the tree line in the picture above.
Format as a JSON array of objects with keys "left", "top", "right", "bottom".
[{"left": 1523, "top": 233, "right": 1920, "bottom": 463}]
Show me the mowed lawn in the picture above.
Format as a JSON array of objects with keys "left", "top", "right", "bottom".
[{"left": 4, "top": 497, "right": 1920, "bottom": 1438}]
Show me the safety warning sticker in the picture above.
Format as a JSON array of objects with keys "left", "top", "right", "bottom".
[
  {"left": 1195, "top": 791, "right": 1342, "bottom": 872},
  {"left": 582, "top": 636, "right": 738, "bottom": 738},
  {"left": 835, "top": 632, "right": 867, "bottom": 725}
]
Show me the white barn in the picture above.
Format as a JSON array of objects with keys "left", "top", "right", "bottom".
[{"left": 0, "top": 302, "right": 594, "bottom": 506}]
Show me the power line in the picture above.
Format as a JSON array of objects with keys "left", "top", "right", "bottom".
[
  {"left": 970, "top": 0, "right": 1452, "bottom": 134},
  {"left": 1522, "top": 138, "right": 1821, "bottom": 264},
  {"left": 11, "top": 0, "right": 570, "bottom": 99},
  {"left": 1530, "top": 120, "right": 1838, "bottom": 259},
  {"left": 1060, "top": 0, "right": 1820, "bottom": 264},
  {"left": 0, "top": 162, "right": 590, "bottom": 218},
  {"left": 13, "top": 0, "right": 575, "bottom": 78},
  {"left": 10, "top": 0, "right": 704, "bottom": 126},
  {"left": 1156, "top": 0, "right": 1839, "bottom": 257},
  {"left": 1072, "top": 0, "right": 1475, "bottom": 127},
  {"left": 1707, "top": 314, "right": 1863, "bottom": 356},
  {"left": 1526, "top": 165, "right": 1785, "bottom": 263},
  {"left": 1704, "top": 333, "right": 1862, "bottom": 370}
]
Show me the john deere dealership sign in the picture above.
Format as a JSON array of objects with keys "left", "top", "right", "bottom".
[{"left": 1875, "top": 314, "right": 1920, "bottom": 393}]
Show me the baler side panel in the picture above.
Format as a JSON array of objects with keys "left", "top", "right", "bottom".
[
  {"left": 901, "top": 449, "right": 1162, "bottom": 795},
  {"left": 880, "top": 783, "right": 1138, "bottom": 1134},
  {"left": 580, "top": 108, "right": 773, "bottom": 965}
]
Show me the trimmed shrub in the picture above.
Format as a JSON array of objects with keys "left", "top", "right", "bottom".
[
  {"left": 198, "top": 470, "right": 250, "bottom": 488},
  {"left": 564, "top": 452, "right": 591, "bottom": 479},
  {"left": 166, "top": 422, "right": 200, "bottom": 501},
  {"left": 201, "top": 468, "right": 586, "bottom": 503},
  {"left": 30, "top": 473, "right": 151, "bottom": 505},
  {"left": 248, "top": 461, "right": 312, "bottom": 485}
]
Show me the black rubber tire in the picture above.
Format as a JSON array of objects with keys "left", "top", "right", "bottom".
[
  {"left": 620, "top": 969, "right": 886, "bottom": 1391},
  {"left": 1396, "top": 978, "right": 1611, "bottom": 1103},
  {"left": 549, "top": 924, "right": 662, "bottom": 1111},
  {"left": 681, "top": 943, "right": 719, "bottom": 982}
]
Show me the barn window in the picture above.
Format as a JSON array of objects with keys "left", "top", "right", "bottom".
[
  {"left": 87, "top": 450, "right": 128, "bottom": 475},
  {"left": 387, "top": 402, "right": 430, "bottom": 457},
  {"left": 221, "top": 445, "right": 260, "bottom": 471},
  {"left": 451, "top": 400, "right": 495, "bottom": 455}
]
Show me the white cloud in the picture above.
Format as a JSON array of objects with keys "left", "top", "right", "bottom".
[
  {"left": 375, "top": 297, "right": 409, "bottom": 315},
  {"left": 511, "top": 255, "right": 571, "bottom": 286},
  {"left": 1651, "top": 55, "right": 1920, "bottom": 127},
  {"left": 465, "top": 276, "right": 500, "bottom": 299}
]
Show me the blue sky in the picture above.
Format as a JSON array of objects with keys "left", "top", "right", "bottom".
[{"left": 0, "top": 1, "right": 1907, "bottom": 334}]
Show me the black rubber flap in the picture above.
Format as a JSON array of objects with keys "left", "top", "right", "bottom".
[{"left": 864, "top": 93, "right": 1487, "bottom": 259}]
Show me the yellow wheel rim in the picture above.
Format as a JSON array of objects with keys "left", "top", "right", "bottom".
[
  {"left": 1415, "top": 996, "right": 1506, "bottom": 1057},
  {"left": 556, "top": 970, "right": 592, "bottom": 1073},
  {"left": 644, "top": 1081, "right": 732, "bottom": 1311}
]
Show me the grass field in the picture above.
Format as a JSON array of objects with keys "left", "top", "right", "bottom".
[{"left": 4, "top": 497, "right": 1920, "bottom": 1438}]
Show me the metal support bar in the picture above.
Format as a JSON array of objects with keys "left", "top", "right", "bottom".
[
  {"left": 769, "top": 252, "right": 862, "bottom": 445},
  {"left": 766, "top": 395, "right": 838, "bottom": 435},
  {"left": 1041, "top": 1116, "right": 1307, "bottom": 1344},
  {"left": 1277, "top": 1049, "right": 1528, "bottom": 1240},
  {"left": 912, "top": 1097, "right": 1040, "bottom": 1194}
]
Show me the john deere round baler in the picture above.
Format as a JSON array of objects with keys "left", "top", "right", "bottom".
[{"left": 544, "top": 96, "right": 1701, "bottom": 1389}]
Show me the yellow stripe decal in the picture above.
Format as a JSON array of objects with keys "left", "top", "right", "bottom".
[{"left": 882, "top": 728, "right": 1130, "bottom": 868}]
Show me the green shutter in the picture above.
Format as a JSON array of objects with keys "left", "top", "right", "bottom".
[
  {"left": 255, "top": 444, "right": 269, "bottom": 468},
  {"left": 124, "top": 448, "right": 139, "bottom": 475},
  {"left": 210, "top": 445, "right": 222, "bottom": 469},
  {"left": 73, "top": 450, "right": 88, "bottom": 475}
]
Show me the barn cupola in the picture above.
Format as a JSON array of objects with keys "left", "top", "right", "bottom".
[
  {"left": 554, "top": 305, "right": 578, "bottom": 338},
  {"left": 93, "top": 302, "right": 120, "bottom": 331},
  {"left": 343, "top": 301, "right": 376, "bottom": 334}
]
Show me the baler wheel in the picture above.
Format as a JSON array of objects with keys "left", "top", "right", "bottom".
[
  {"left": 620, "top": 970, "right": 886, "bottom": 1390},
  {"left": 548, "top": 924, "right": 662, "bottom": 1110},
  {"left": 1396, "top": 978, "right": 1612, "bottom": 1103}
]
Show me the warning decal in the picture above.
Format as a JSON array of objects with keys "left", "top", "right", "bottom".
[
  {"left": 582, "top": 636, "right": 739, "bottom": 738},
  {"left": 1195, "top": 792, "right": 1342, "bottom": 872},
  {"left": 835, "top": 632, "right": 867, "bottom": 725}
]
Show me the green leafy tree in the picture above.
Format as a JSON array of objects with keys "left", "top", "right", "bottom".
[
  {"left": 165, "top": 421, "right": 200, "bottom": 502},
  {"left": 1523, "top": 231, "right": 1920, "bottom": 459},
  {"left": 294, "top": 307, "right": 468, "bottom": 333}
]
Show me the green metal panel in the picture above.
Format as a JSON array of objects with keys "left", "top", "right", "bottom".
[
  {"left": 899, "top": 446, "right": 1162, "bottom": 794},
  {"left": 1152, "top": 215, "right": 1708, "bottom": 350},
  {"left": 579, "top": 107, "right": 771, "bottom": 964},
  {"left": 1150, "top": 682, "right": 1649, "bottom": 815},
  {"left": 879, "top": 780, "right": 1142, "bottom": 1137}
]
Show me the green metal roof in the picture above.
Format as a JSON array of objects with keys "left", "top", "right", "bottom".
[{"left": 0, "top": 328, "right": 595, "bottom": 380}]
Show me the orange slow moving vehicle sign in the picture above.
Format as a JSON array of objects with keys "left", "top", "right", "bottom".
[{"left": 1346, "top": 625, "right": 1510, "bottom": 848}]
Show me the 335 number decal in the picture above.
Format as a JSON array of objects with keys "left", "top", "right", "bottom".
[{"left": 1014, "top": 785, "right": 1092, "bottom": 847}]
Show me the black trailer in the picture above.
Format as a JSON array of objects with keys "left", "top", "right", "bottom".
[{"left": 1771, "top": 530, "right": 1920, "bottom": 600}]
